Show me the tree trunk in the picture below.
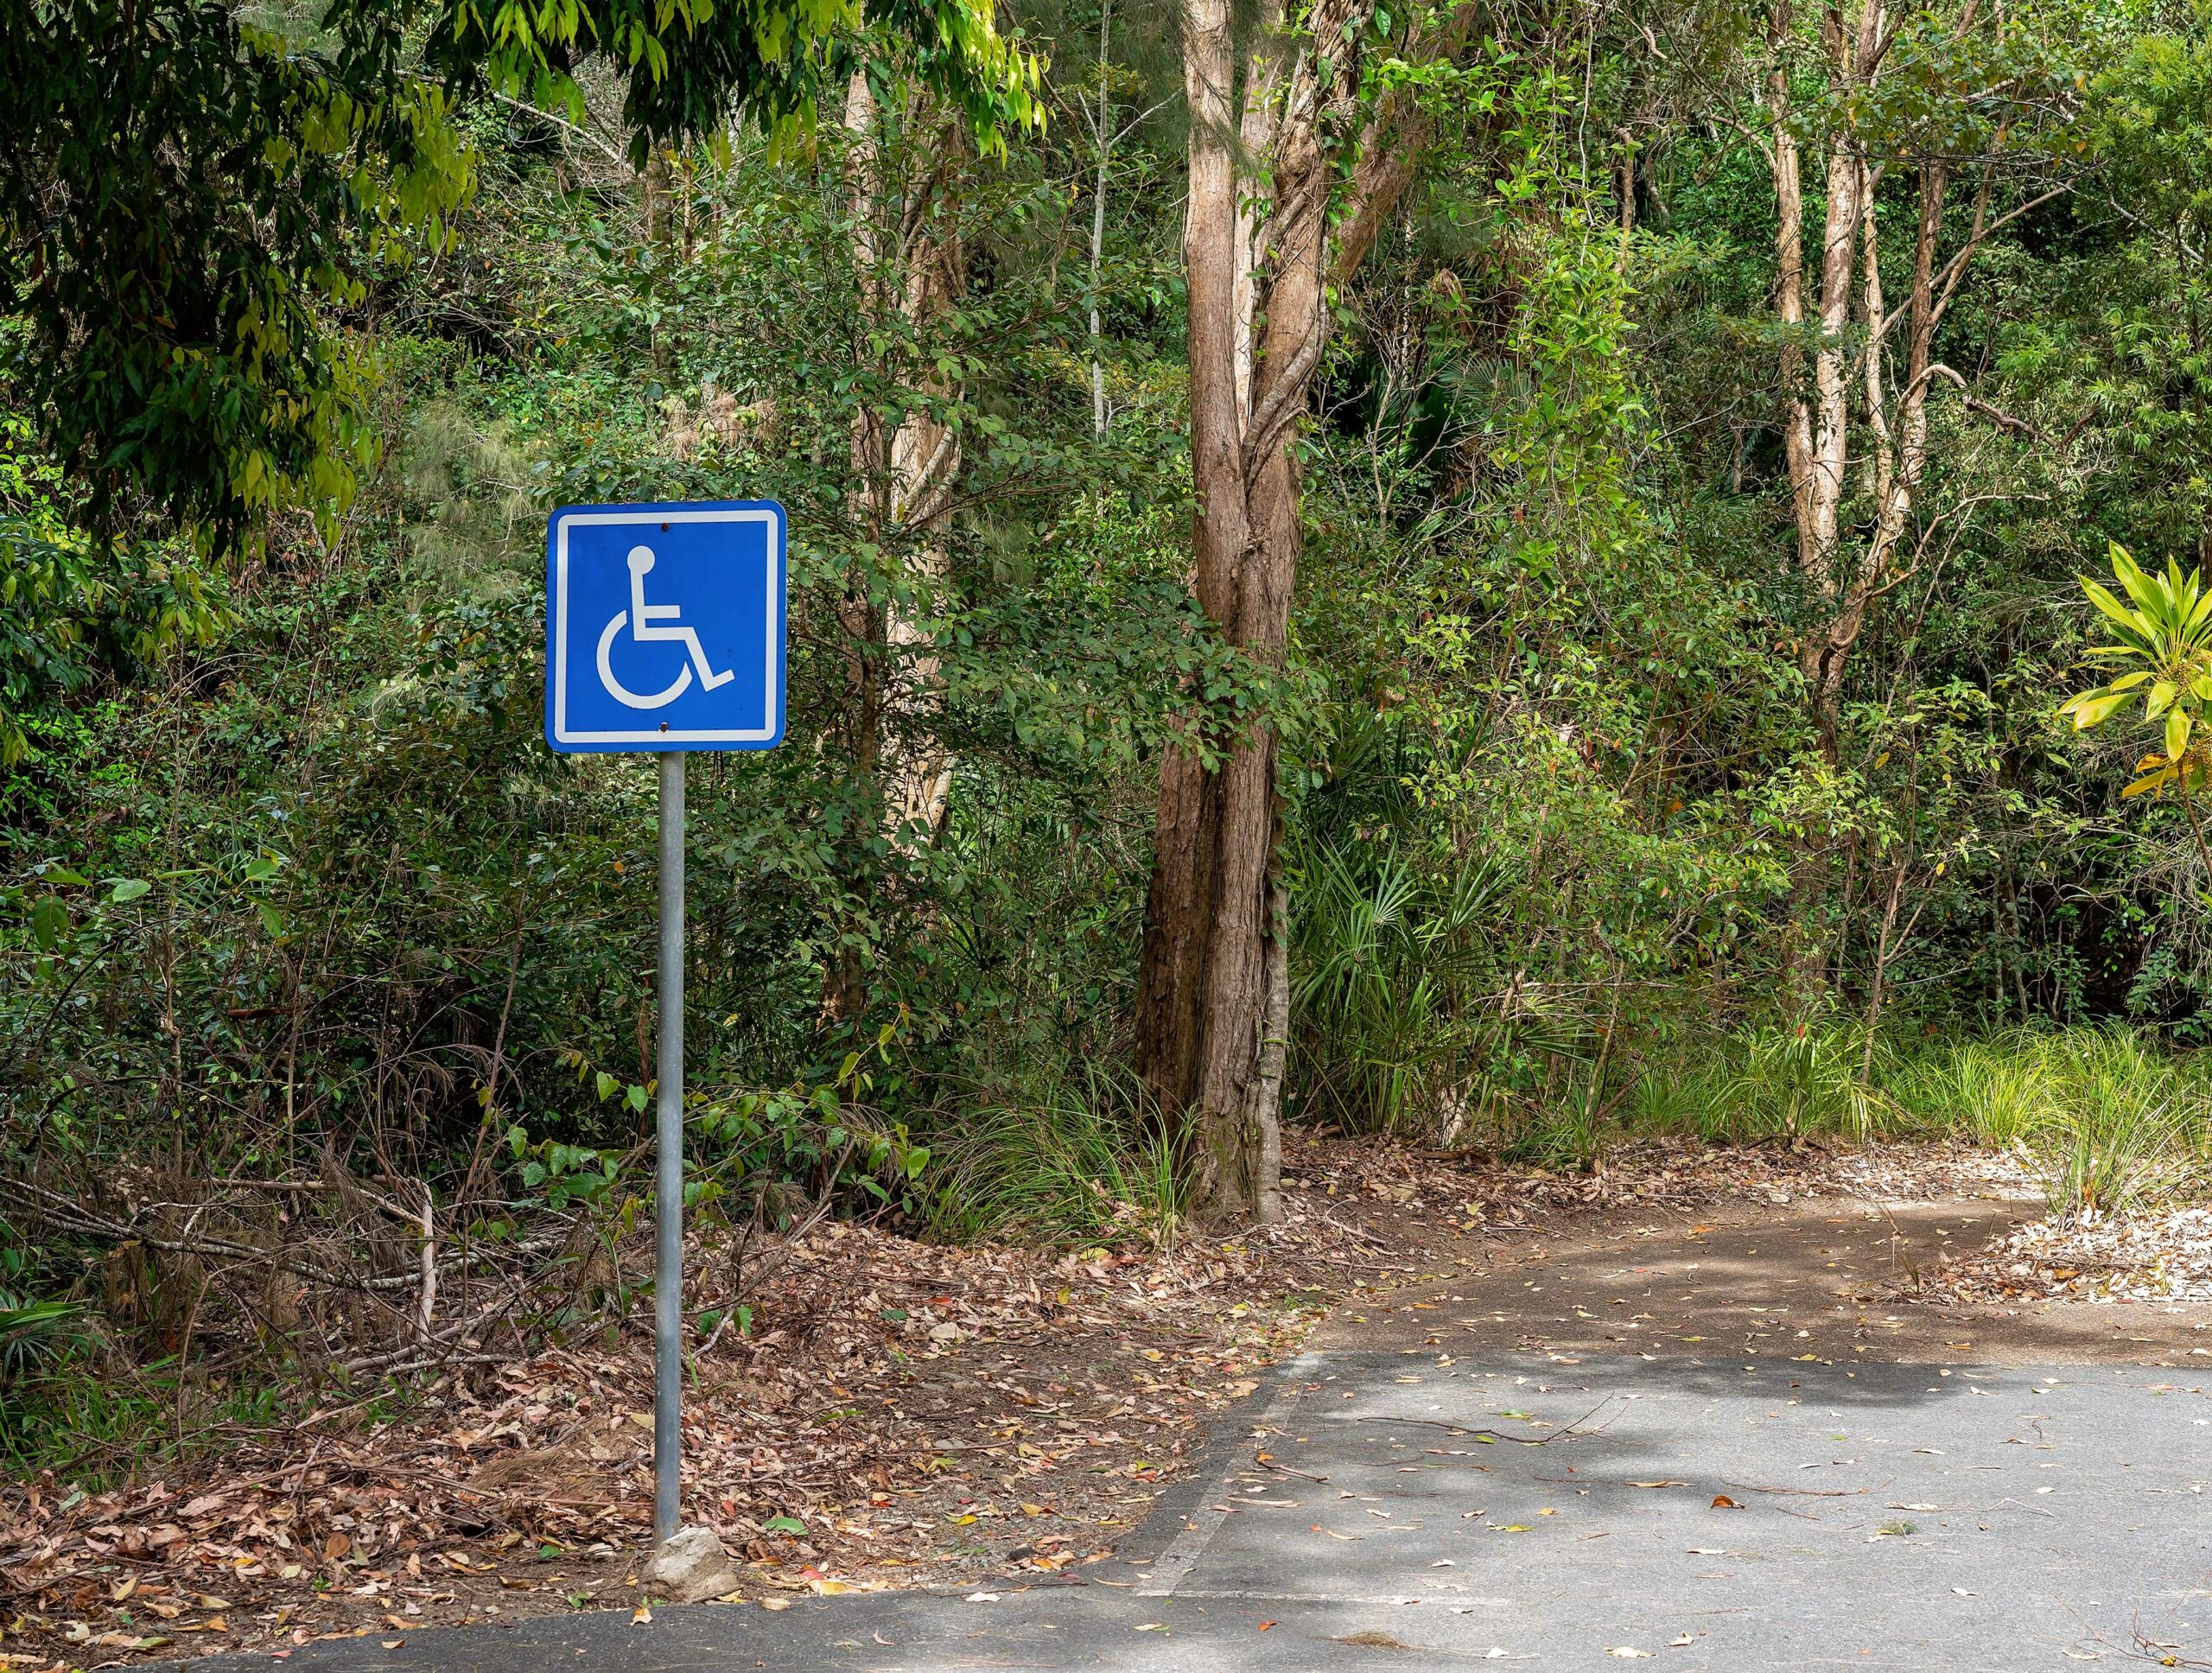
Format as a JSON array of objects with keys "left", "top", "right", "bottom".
[
  {"left": 1090, "top": 0, "right": 1113, "bottom": 436},
  {"left": 824, "top": 71, "right": 968, "bottom": 1021},
  {"left": 644, "top": 146, "right": 674, "bottom": 376},
  {"left": 1136, "top": 0, "right": 1381, "bottom": 1221},
  {"left": 1771, "top": 0, "right": 2030, "bottom": 737},
  {"left": 1135, "top": 0, "right": 1256, "bottom": 1209}
]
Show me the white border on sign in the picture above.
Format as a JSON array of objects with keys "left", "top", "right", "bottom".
[{"left": 550, "top": 506, "right": 783, "bottom": 746}]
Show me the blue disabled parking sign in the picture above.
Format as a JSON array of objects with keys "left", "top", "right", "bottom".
[
  {"left": 542, "top": 498, "right": 789, "bottom": 1551},
  {"left": 543, "top": 499, "right": 786, "bottom": 752}
]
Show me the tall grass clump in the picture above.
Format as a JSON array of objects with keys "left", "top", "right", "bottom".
[
  {"left": 1894, "top": 1027, "right": 2209, "bottom": 1220},
  {"left": 924, "top": 1078, "right": 1183, "bottom": 1246},
  {"left": 1632, "top": 1022, "right": 1895, "bottom": 1146},
  {"left": 2032, "top": 1029, "right": 2204, "bottom": 1219},
  {"left": 1502, "top": 1091, "right": 1607, "bottom": 1173},
  {"left": 1723, "top": 1023, "right": 1895, "bottom": 1143},
  {"left": 1888, "top": 1033, "right": 2056, "bottom": 1148}
]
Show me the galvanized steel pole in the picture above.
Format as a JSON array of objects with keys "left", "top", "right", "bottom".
[{"left": 653, "top": 750, "right": 686, "bottom": 1546}]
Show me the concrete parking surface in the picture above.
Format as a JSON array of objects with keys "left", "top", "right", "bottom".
[{"left": 188, "top": 1345, "right": 2212, "bottom": 1670}]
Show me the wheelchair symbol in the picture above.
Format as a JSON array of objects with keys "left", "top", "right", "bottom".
[{"left": 595, "top": 545, "right": 738, "bottom": 709}]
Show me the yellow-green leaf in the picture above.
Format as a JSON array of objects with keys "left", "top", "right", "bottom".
[
  {"left": 2065, "top": 690, "right": 2133, "bottom": 729},
  {"left": 2082, "top": 580, "right": 2148, "bottom": 638}
]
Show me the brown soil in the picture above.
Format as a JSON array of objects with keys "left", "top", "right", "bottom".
[{"left": 1318, "top": 1193, "right": 2212, "bottom": 1367}]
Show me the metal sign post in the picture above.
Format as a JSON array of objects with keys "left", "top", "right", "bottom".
[
  {"left": 652, "top": 748, "right": 684, "bottom": 1542},
  {"left": 544, "top": 500, "right": 787, "bottom": 1551}
]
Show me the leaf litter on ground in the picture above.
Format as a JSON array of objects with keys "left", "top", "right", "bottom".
[{"left": 0, "top": 1134, "right": 2092, "bottom": 1665}]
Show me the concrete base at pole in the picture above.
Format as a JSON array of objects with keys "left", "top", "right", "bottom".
[{"left": 640, "top": 1525, "right": 745, "bottom": 1603}]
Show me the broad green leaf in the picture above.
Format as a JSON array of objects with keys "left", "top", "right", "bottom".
[
  {"left": 2111, "top": 548, "right": 2164, "bottom": 616},
  {"left": 2081, "top": 583, "right": 2155, "bottom": 651},
  {"left": 2183, "top": 588, "right": 2212, "bottom": 639},
  {"left": 29, "top": 894, "right": 69, "bottom": 950}
]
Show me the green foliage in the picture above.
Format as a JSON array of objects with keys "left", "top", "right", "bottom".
[
  {"left": 0, "top": 1295, "right": 79, "bottom": 1379},
  {"left": 391, "top": 0, "right": 1042, "bottom": 163},
  {"left": 0, "top": 75, "right": 1197, "bottom": 1309},
  {"left": 0, "top": 1, "right": 475, "bottom": 553},
  {"left": 1288, "top": 723, "right": 1515, "bottom": 1136},
  {"left": 0, "top": 0, "right": 1039, "bottom": 568},
  {"left": 2062, "top": 542, "right": 2212, "bottom": 807}
]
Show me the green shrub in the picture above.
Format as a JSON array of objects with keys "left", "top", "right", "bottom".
[{"left": 1288, "top": 827, "right": 1513, "bottom": 1137}]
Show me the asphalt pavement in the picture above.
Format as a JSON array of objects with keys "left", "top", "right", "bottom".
[{"left": 188, "top": 1345, "right": 2212, "bottom": 1671}]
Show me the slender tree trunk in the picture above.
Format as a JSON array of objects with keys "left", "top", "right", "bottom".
[
  {"left": 1135, "top": 0, "right": 1254, "bottom": 1208},
  {"left": 644, "top": 147, "right": 674, "bottom": 376},
  {"left": 1136, "top": 0, "right": 1382, "bottom": 1222},
  {"left": 825, "top": 72, "right": 968, "bottom": 1020},
  {"left": 1768, "top": 20, "right": 1816, "bottom": 578},
  {"left": 826, "top": 74, "right": 892, "bottom": 1023},
  {"left": 881, "top": 184, "right": 965, "bottom": 847},
  {"left": 1090, "top": 0, "right": 1113, "bottom": 436},
  {"left": 1861, "top": 848, "right": 1909, "bottom": 1083},
  {"left": 846, "top": 71, "right": 966, "bottom": 853},
  {"left": 1772, "top": 0, "right": 1879, "bottom": 744}
]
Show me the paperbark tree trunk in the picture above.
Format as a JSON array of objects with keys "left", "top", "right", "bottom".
[
  {"left": 1089, "top": 0, "right": 1113, "bottom": 436},
  {"left": 1767, "top": 0, "right": 2044, "bottom": 741},
  {"left": 1136, "top": 0, "right": 1396, "bottom": 1222},
  {"left": 824, "top": 70, "right": 967, "bottom": 1021}
]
